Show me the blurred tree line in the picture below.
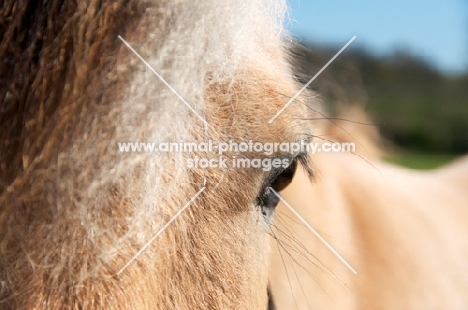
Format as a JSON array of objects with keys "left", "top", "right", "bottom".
[{"left": 291, "top": 42, "right": 468, "bottom": 153}]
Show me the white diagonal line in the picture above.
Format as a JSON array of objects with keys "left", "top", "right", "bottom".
[
  {"left": 118, "top": 35, "right": 209, "bottom": 126},
  {"left": 269, "top": 187, "right": 357, "bottom": 275},
  {"left": 268, "top": 36, "right": 357, "bottom": 123},
  {"left": 117, "top": 185, "right": 206, "bottom": 275}
]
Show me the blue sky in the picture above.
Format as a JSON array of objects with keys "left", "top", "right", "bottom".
[{"left": 287, "top": 0, "right": 467, "bottom": 74}]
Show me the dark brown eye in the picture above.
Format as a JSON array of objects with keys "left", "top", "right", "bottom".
[
  {"left": 271, "top": 158, "right": 297, "bottom": 192},
  {"left": 256, "top": 158, "right": 298, "bottom": 220}
]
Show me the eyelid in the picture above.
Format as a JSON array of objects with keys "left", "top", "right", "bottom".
[
  {"left": 271, "top": 157, "right": 297, "bottom": 190},
  {"left": 261, "top": 153, "right": 305, "bottom": 191},
  {"left": 269, "top": 152, "right": 307, "bottom": 178}
]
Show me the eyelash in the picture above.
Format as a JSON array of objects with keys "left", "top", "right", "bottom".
[{"left": 255, "top": 156, "right": 300, "bottom": 215}]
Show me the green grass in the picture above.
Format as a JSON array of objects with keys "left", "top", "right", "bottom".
[{"left": 384, "top": 152, "right": 458, "bottom": 170}]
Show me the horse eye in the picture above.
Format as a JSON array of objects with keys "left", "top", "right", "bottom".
[
  {"left": 271, "top": 159, "right": 297, "bottom": 193},
  {"left": 256, "top": 158, "right": 298, "bottom": 220}
]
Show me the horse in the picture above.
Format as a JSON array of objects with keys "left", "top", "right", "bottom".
[
  {"left": 0, "top": 0, "right": 315, "bottom": 308},
  {"left": 269, "top": 114, "right": 468, "bottom": 309}
]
